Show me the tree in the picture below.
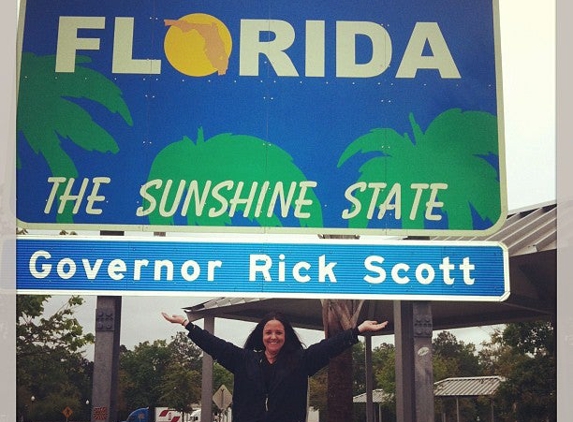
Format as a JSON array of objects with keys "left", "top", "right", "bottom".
[
  {"left": 17, "top": 295, "right": 94, "bottom": 422},
  {"left": 118, "top": 332, "right": 207, "bottom": 420},
  {"left": 432, "top": 331, "right": 482, "bottom": 421},
  {"left": 213, "top": 362, "right": 234, "bottom": 394},
  {"left": 479, "top": 321, "right": 556, "bottom": 421},
  {"left": 162, "top": 332, "right": 204, "bottom": 413},
  {"left": 118, "top": 340, "right": 174, "bottom": 417},
  {"left": 168, "top": 331, "right": 203, "bottom": 372},
  {"left": 159, "top": 362, "right": 201, "bottom": 415},
  {"left": 351, "top": 341, "right": 367, "bottom": 396},
  {"left": 372, "top": 343, "right": 396, "bottom": 422},
  {"left": 349, "top": 341, "right": 396, "bottom": 422},
  {"left": 433, "top": 331, "right": 481, "bottom": 378},
  {"left": 321, "top": 299, "right": 364, "bottom": 422},
  {"left": 310, "top": 339, "right": 383, "bottom": 422}
]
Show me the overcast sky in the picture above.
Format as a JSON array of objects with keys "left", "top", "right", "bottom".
[{"left": 35, "top": 0, "right": 556, "bottom": 356}]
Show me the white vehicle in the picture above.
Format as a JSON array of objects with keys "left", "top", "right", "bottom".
[
  {"left": 189, "top": 408, "right": 232, "bottom": 422},
  {"left": 155, "top": 408, "right": 185, "bottom": 422},
  {"left": 189, "top": 410, "right": 201, "bottom": 422},
  {"left": 125, "top": 407, "right": 194, "bottom": 422}
]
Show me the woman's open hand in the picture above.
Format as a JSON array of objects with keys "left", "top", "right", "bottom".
[
  {"left": 357, "top": 320, "right": 389, "bottom": 334},
  {"left": 162, "top": 312, "right": 187, "bottom": 326}
]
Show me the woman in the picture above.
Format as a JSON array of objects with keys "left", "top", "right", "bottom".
[{"left": 162, "top": 311, "right": 388, "bottom": 422}]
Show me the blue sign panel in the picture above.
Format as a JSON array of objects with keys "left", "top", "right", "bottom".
[
  {"left": 16, "top": 0, "right": 505, "bottom": 235},
  {"left": 17, "top": 237, "right": 509, "bottom": 301}
]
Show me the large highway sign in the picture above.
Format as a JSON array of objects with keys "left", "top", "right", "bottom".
[
  {"left": 17, "top": 0, "right": 506, "bottom": 235},
  {"left": 17, "top": 236, "right": 510, "bottom": 301}
]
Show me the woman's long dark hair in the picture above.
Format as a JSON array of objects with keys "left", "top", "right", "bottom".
[{"left": 244, "top": 311, "right": 304, "bottom": 354}]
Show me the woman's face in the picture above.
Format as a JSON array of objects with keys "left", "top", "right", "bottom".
[{"left": 262, "top": 319, "right": 285, "bottom": 355}]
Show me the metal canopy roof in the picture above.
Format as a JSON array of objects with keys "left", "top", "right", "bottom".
[
  {"left": 353, "top": 389, "right": 393, "bottom": 404},
  {"left": 352, "top": 376, "right": 504, "bottom": 401},
  {"left": 184, "top": 202, "right": 557, "bottom": 333},
  {"left": 431, "top": 201, "right": 557, "bottom": 256},
  {"left": 434, "top": 376, "right": 505, "bottom": 397}
]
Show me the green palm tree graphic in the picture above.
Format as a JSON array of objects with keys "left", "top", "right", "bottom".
[
  {"left": 17, "top": 52, "right": 132, "bottom": 223},
  {"left": 143, "top": 128, "right": 324, "bottom": 228},
  {"left": 337, "top": 108, "right": 500, "bottom": 230}
]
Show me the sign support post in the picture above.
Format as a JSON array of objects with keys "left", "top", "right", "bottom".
[
  {"left": 394, "top": 300, "right": 434, "bottom": 422},
  {"left": 413, "top": 301, "right": 435, "bottom": 422},
  {"left": 91, "top": 232, "right": 123, "bottom": 422},
  {"left": 91, "top": 296, "right": 122, "bottom": 422},
  {"left": 394, "top": 301, "right": 416, "bottom": 422}
]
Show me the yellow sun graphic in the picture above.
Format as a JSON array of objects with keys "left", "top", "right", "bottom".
[{"left": 164, "top": 14, "right": 232, "bottom": 77}]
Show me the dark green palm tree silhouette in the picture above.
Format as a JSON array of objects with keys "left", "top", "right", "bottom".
[
  {"left": 144, "top": 128, "right": 324, "bottom": 228},
  {"left": 337, "top": 108, "right": 500, "bottom": 230},
  {"left": 17, "top": 52, "right": 132, "bottom": 223}
]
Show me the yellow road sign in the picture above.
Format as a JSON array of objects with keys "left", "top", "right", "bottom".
[{"left": 62, "top": 407, "right": 73, "bottom": 418}]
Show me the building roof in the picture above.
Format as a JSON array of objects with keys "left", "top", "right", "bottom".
[
  {"left": 352, "top": 377, "right": 504, "bottom": 402},
  {"left": 434, "top": 376, "right": 504, "bottom": 397},
  {"left": 184, "top": 202, "right": 556, "bottom": 333},
  {"left": 431, "top": 201, "right": 556, "bottom": 256},
  {"left": 353, "top": 389, "right": 393, "bottom": 404}
]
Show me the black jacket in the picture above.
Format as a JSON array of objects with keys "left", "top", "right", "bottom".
[{"left": 185, "top": 322, "right": 360, "bottom": 422}]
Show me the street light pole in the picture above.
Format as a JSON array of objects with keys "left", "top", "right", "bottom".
[{"left": 30, "top": 396, "right": 35, "bottom": 422}]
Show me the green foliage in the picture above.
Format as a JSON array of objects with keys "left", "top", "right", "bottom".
[
  {"left": 168, "top": 331, "right": 203, "bottom": 372},
  {"left": 370, "top": 342, "right": 396, "bottom": 394},
  {"left": 17, "top": 295, "right": 94, "bottom": 422},
  {"left": 370, "top": 329, "right": 537, "bottom": 422},
  {"left": 502, "top": 320, "right": 554, "bottom": 356},
  {"left": 213, "top": 362, "right": 234, "bottom": 394},
  {"left": 344, "top": 342, "right": 397, "bottom": 422},
  {"left": 351, "top": 341, "right": 366, "bottom": 395},
  {"left": 118, "top": 332, "right": 205, "bottom": 420},
  {"left": 432, "top": 331, "right": 484, "bottom": 421},
  {"left": 433, "top": 331, "right": 481, "bottom": 377},
  {"left": 367, "top": 332, "right": 485, "bottom": 422},
  {"left": 159, "top": 362, "right": 201, "bottom": 414},
  {"left": 17, "top": 295, "right": 94, "bottom": 354},
  {"left": 370, "top": 343, "right": 396, "bottom": 422},
  {"left": 309, "top": 367, "right": 328, "bottom": 419},
  {"left": 119, "top": 340, "right": 174, "bottom": 412},
  {"left": 479, "top": 321, "right": 556, "bottom": 421}
]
